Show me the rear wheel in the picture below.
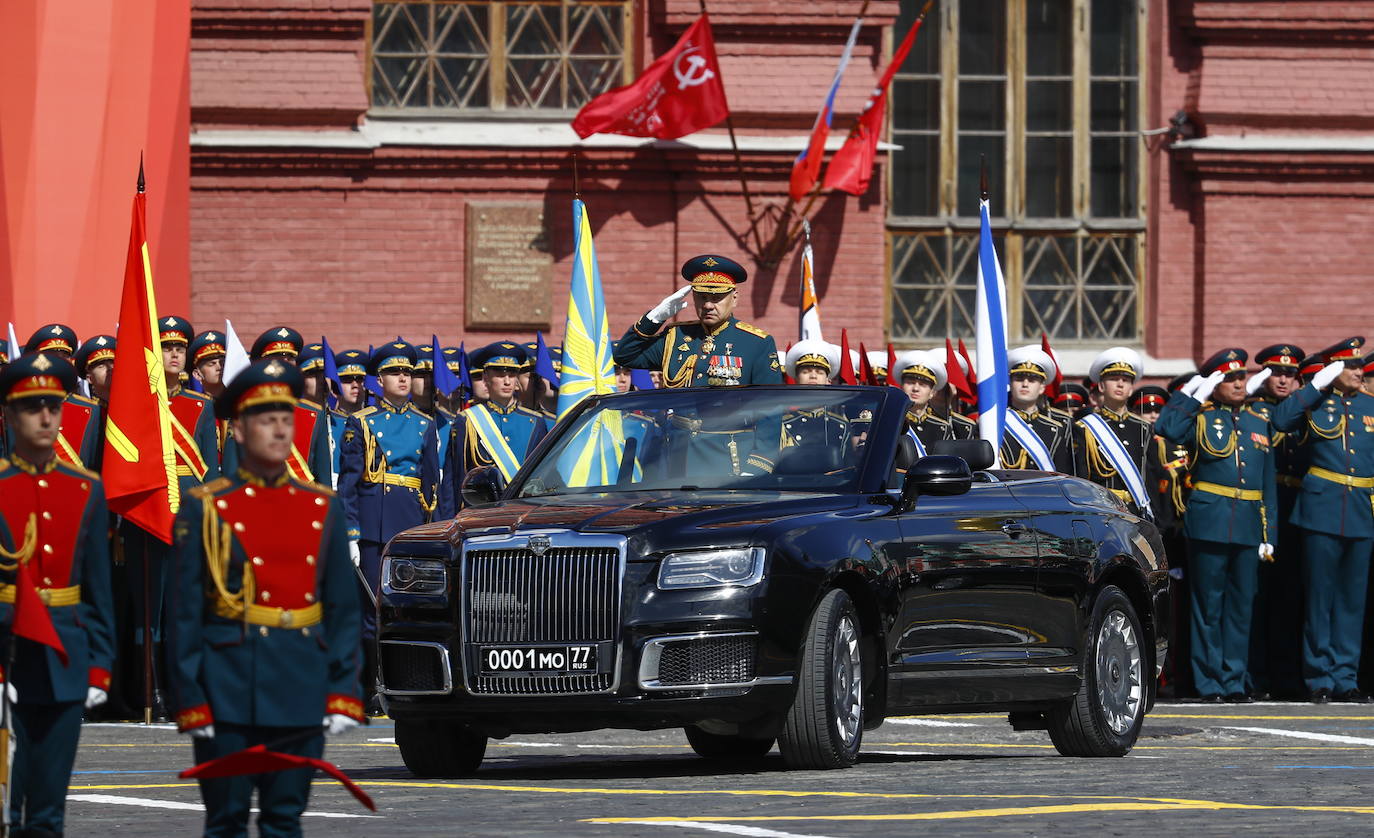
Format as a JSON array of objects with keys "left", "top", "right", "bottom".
[
  {"left": 396, "top": 719, "right": 487, "bottom": 777},
  {"left": 684, "top": 726, "right": 774, "bottom": 761},
  {"left": 1047, "top": 585, "right": 1146, "bottom": 756},
  {"left": 778, "top": 588, "right": 865, "bottom": 770}
]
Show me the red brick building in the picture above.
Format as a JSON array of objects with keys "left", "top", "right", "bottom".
[{"left": 188, "top": 0, "right": 1374, "bottom": 376}]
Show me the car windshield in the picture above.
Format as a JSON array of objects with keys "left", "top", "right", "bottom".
[{"left": 515, "top": 388, "right": 883, "bottom": 497}]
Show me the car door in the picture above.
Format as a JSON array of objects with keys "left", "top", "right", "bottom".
[{"left": 886, "top": 480, "right": 1040, "bottom": 705}]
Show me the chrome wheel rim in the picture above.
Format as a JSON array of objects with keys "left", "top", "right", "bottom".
[
  {"left": 1096, "top": 608, "right": 1143, "bottom": 735},
  {"left": 831, "top": 614, "right": 863, "bottom": 747}
]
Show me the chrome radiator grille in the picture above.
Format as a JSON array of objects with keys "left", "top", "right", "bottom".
[{"left": 465, "top": 547, "right": 620, "bottom": 643}]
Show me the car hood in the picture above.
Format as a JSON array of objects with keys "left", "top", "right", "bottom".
[{"left": 421, "top": 491, "right": 860, "bottom": 558}]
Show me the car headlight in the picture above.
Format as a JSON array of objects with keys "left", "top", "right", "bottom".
[
  {"left": 383, "top": 557, "right": 447, "bottom": 594},
  {"left": 657, "top": 548, "right": 765, "bottom": 590}
]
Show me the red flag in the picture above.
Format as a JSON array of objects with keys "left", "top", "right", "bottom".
[
  {"left": 946, "top": 339, "right": 975, "bottom": 402},
  {"left": 858, "top": 342, "right": 875, "bottom": 386},
  {"left": 102, "top": 173, "right": 179, "bottom": 542},
  {"left": 824, "top": 1, "right": 935, "bottom": 196},
  {"left": 572, "top": 15, "right": 728, "bottom": 140},
  {"left": 957, "top": 339, "right": 977, "bottom": 387},
  {"left": 12, "top": 531, "right": 67, "bottom": 666},
  {"left": 181, "top": 745, "right": 375, "bottom": 811},
  {"left": 782, "top": 341, "right": 795, "bottom": 385},
  {"left": 887, "top": 343, "right": 901, "bottom": 389},
  {"left": 838, "top": 330, "right": 857, "bottom": 385},
  {"left": 1041, "top": 332, "right": 1064, "bottom": 400}
]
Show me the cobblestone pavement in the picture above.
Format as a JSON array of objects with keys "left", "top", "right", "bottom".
[{"left": 64, "top": 702, "right": 1374, "bottom": 837}]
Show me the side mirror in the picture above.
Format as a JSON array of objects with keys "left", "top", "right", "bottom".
[
  {"left": 461, "top": 466, "right": 506, "bottom": 507},
  {"left": 900, "top": 455, "right": 973, "bottom": 509}
]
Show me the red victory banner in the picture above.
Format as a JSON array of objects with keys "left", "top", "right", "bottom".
[{"left": 572, "top": 14, "right": 728, "bottom": 140}]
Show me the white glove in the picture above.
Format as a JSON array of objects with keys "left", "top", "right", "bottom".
[
  {"left": 1180, "top": 375, "right": 1205, "bottom": 399},
  {"left": 1311, "top": 360, "right": 1344, "bottom": 390},
  {"left": 85, "top": 687, "right": 108, "bottom": 709},
  {"left": 3, "top": 682, "right": 16, "bottom": 704},
  {"left": 1258, "top": 543, "right": 1275, "bottom": 562},
  {"left": 349, "top": 540, "right": 361, "bottom": 567},
  {"left": 646, "top": 286, "right": 693, "bottom": 324},
  {"left": 1193, "top": 370, "right": 1226, "bottom": 403},
  {"left": 1246, "top": 367, "right": 1272, "bottom": 396},
  {"left": 185, "top": 725, "right": 215, "bottom": 739},
  {"left": 323, "top": 714, "right": 359, "bottom": 736}
]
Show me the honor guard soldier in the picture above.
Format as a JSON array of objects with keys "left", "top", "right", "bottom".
[
  {"left": 1053, "top": 382, "right": 1091, "bottom": 419},
  {"left": 439, "top": 346, "right": 467, "bottom": 413},
  {"left": 411, "top": 343, "right": 438, "bottom": 417},
  {"left": 1157, "top": 349, "right": 1277, "bottom": 703},
  {"left": 1130, "top": 386, "right": 1168, "bottom": 425},
  {"left": 1076, "top": 348, "right": 1154, "bottom": 517},
  {"left": 328, "top": 349, "right": 370, "bottom": 487},
  {"left": 228, "top": 327, "right": 331, "bottom": 487},
  {"left": 0, "top": 352, "right": 115, "bottom": 836},
  {"left": 170, "top": 358, "right": 363, "bottom": 838},
  {"left": 781, "top": 341, "right": 848, "bottom": 449},
  {"left": 614, "top": 255, "right": 783, "bottom": 388},
  {"left": 191, "top": 330, "right": 228, "bottom": 399},
  {"left": 1001, "top": 345, "right": 1072, "bottom": 473},
  {"left": 438, "top": 343, "right": 548, "bottom": 518},
  {"left": 1269, "top": 338, "right": 1374, "bottom": 703},
  {"left": 74, "top": 335, "right": 116, "bottom": 406},
  {"left": 297, "top": 342, "right": 328, "bottom": 408},
  {"left": 24, "top": 324, "right": 102, "bottom": 470},
  {"left": 893, "top": 349, "right": 955, "bottom": 454},
  {"left": 337, "top": 340, "right": 439, "bottom": 705},
  {"left": 866, "top": 351, "right": 890, "bottom": 387}
]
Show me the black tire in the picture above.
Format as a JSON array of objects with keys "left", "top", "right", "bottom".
[
  {"left": 396, "top": 719, "right": 487, "bottom": 777},
  {"left": 1047, "top": 584, "right": 1146, "bottom": 757},
  {"left": 684, "top": 726, "right": 775, "bottom": 761},
  {"left": 778, "top": 588, "right": 865, "bottom": 770}
]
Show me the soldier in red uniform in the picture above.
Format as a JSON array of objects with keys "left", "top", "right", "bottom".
[
  {"left": 222, "top": 327, "right": 330, "bottom": 487},
  {"left": 170, "top": 357, "right": 362, "bottom": 838},
  {"left": 0, "top": 352, "right": 116, "bottom": 836},
  {"left": 23, "top": 324, "right": 102, "bottom": 470}
]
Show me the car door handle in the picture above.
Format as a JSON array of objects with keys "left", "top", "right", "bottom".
[{"left": 1000, "top": 520, "right": 1028, "bottom": 538}]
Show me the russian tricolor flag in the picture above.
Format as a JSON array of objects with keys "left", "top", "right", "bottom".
[{"left": 789, "top": 19, "right": 862, "bottom": 202}]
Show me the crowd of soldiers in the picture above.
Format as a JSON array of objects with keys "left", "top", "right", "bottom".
[{"left": 1, "top": 252, "right": 1372, "bottom": 834}]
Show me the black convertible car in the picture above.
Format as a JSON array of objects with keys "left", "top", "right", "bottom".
[{"left": 376, "top": 385, "right": 1168, "bottom": 773}]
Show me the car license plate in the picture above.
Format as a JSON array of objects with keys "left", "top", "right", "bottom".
[{"left": 479, "top": 645, "right": 597, "bottom": 674}]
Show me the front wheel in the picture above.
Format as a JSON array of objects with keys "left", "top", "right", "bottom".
[
  {"left": 778, "top": 588, "right": 865, "bottom": 770},
  {"left": 1047, "top": 584, "right": 1146, "bottom": 756}
]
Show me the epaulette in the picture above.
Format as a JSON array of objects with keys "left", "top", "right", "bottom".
[
  {"left": 1048, "top": 406, "right": 1076, "bottom": 423},
  {"left": 515, "top": 406, "right": 544, "bottom": 418},
  {"left": 910, "top": 411, "right": 950, "bottom": 427},
  {"left": 189, "top": 477, "right": 233, "bottom": 499},
  {"left": 951, "top": 413, "right": 976, "bottom": 427},
  {"left": 734, "top": 321, "right": 769, "bottom": 339},
  {"left": 1124, "top": 413, "right": 1153, "bottom": 430},
  {"left": 180, "top": 390, "right": 213, "bottom": 403},
  {"left": 355, "top": 406, "right": 377, "bottom": 417},
  {"left": 68, "top": 392, "right": 99, "bottom": 407},
  {"left": 53, "top": 460, "right": 101, "bottom": 482},
  {"left": 291, "top": 476, "right": 336, "bottom": 497},
  {"left": 1036, "top": 412, "right": 1065, "bottom": 428},
  {"left": 0, "top": 458, "right": 10, "bottom": 474}
]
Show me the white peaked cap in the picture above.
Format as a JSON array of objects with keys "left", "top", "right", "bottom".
[
  {"left": 893, "top": 349, "right": 947, "bottom": 391},
  {"left": 1007, "top": 345, "right": 1058, "bottom": 382},
  {"left": 1089, "top": 346, "right": 1144, "bottom": 383},
  {"left": 785, "top": 339, "right": 841, "bottom": 380}
]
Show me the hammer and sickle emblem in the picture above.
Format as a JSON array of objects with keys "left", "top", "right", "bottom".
[{"left": 673, "top": 46, "right": 714, "bottom": 90}]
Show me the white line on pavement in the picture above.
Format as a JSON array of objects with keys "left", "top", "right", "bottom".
[
  {"left": 612, "top": 821, "right": 838, "bottom": 838},
  {"left": 82, "top": 723, "right": 178, "bottom": 729},
  {"left": 1220, "top": 726, "right": 1374, "bottom": 746},
  {"left": 67, "top": 794, "right": 380, "bottom": 818},
  {"left": 884, "top": 718, "right": 982, "bottom": 728}
]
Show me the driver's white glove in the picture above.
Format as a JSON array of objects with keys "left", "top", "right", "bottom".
[
  {"left": 646, "top": 286, "right": 692, "bottom": 324},
  {"left": 1180, "top": 375, "right": 1205, "bottom": 399},
  {"left": 1246, "top": 367, "right": 1272, "bottom": 396},
  {"left": 1311, "top": 360, "right": 1344, "bottom": 390},
  {"left": 1258, "top": 543, "right": 1275, "bottom": 562},
  {"left": 323, "top": 714, "right": 359, "bottom": 736},
  {"left": 1193, "top": 370, "right": 1226, "bottom": 404},
  {"left": 85, "top": 687, "right": 108, "bottom": 709},
  {"left": 349, "top": 540, "right": 361, "bottom": 567},
  {"left": 185, "top": 725, "right": 215, "bottom": 739}
]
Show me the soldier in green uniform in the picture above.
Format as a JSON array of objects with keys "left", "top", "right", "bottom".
[
  {"left": 1270, "top": 338, "right": 1374, "bottom": 703},
  {"left": 1157, "top": 348, "right": 1277, "bottom": 703},
  {"left": 614, "top": 255, "right": 783, "bottom": 389}
]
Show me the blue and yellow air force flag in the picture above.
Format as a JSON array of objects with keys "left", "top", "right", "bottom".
[
  {"left": 556, "top": 200, "right": 636, "bottom": 486},
  {"left": 975, "top": 196, "right": 1009, "bottom": 466}
]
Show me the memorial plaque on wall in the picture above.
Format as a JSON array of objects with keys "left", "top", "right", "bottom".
[{"left": 465, "top": 202, "right": 553, "bottom": 330}]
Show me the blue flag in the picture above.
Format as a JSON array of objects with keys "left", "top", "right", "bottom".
[
  {"left": 534, "top": 331, "right": 560, "bottom": 388},
  {"left": 432, "top": 334, "right": 460, "bottom": 397},
  {"left": 321, "top": 334, "right": 340, "bottom": 410},
  {"left": 975, "top": 196, "right": 1009, "bottom": 466}
]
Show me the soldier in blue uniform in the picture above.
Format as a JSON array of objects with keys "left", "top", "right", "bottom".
[
  {"left": 1001, "top": 345, "right": 1073, "bottom": 473},
  {"left": 328, "top": 349, "right": 370, "bottom": 487},
  {"left": 297, "top": 342, "right": 328, "bottom": 409},
  {"left": 0, "top": 352, "right": 116, "bottom": 836},
  {"left": 438, "top": 343, "right": 548, "bottom": 518},
  {"left": 170, "top": 358, "right": 363, "bottom": 838},
  {"left": 614, "top": 255, "right": 783, "bottom": 388},
  {"left": 337, "top": 341, "right": 438, "bottom": 709},
  {"left": 1270, "top": 337, "right": 1374, "bottom": 703},
  {"left": 1157, "top": 348, "right": 1277, "bottom": 703}
]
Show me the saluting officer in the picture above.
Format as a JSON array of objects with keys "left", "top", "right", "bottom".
[
  {"left": 1075, "top": 348, "right": 1153, "bottom": 517},
  {"left": 1001, "top": 345, "right": 1073, "bottom": 473},
  {"left": 614, "top": 255, "right": 783, "bottom": 388},
  {"left": 438, "top": 343, "right": 548, "bottom": 518},
  {"left": 337, "top": 340, "right": 439, "bottom": 708},
  {"left": 893, "top": 349, "right": 955, "bottom": 453},
  {"left": 1245, "top": 344, "right": 1307, "bottom": 699},
  {"left": 0, "top": 352, "right": 115, "bottom": 836},
  {"left": 1270, "top": 338, "right": 1374, "bottom": 703},
  {"left": 24, "top": 324, "right": 102, "bottom": 469},
  {"left": 781, "top": 341, "right": 848, "bottom": 449},
  {"left": 1157, "top": 349, "right": 1276, "bottom": 703},
  {"left": 170, "top": 358, "right": 363, "bottom": 837}
]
